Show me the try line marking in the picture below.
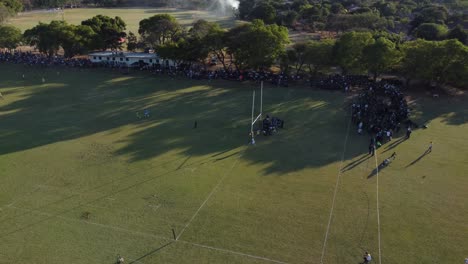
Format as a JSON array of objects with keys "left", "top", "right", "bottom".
[
  {"left": 319, "top": 114, "right": 352, "bottom": 264},
  {"left": 8, "top": 205, "right": 287, "bottom": 264},
  {"left": 176, "top": 147, "right": 245, "bottom": 240}
]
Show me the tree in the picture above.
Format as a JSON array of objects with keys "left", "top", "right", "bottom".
[
  {"left": 203, "top": 25, "right": 230, "bottom": 71},
  {"left": 0, "top": 4, "right": 9, "bottom": 24},
  {"left": 414, "top": 23, "right": 448, "bottom": 40},
  {"left": 410, "top": 5, "right": 449, "bottom": 31},
  {"left": 157, "top": 20, "right": 222, "bottom": 67},
  {"left": 327, "top": 12, "right": 387, "bottom": 32},
  {"left": 400, "top": 39, "right": 468, "bottom": 87},
  {"left": 279, "top": 10, "right": 299, "bottom": 27},
  {"left": 81, "top": 15, "right": 126, "bottom": 51},
  {"left": 60, "top": 24, "right": 96, "bottom": 57},
  {"left": 226, "top": 19, "right": 289, "bottom": 71},
  {"left": 304, "top": 39, "right": 335, "bottom": 76},
  {"left": 330, "top": 3, "right": 345, "bottom": 14},
  {"left": 373, "top": 1, "right": 397, "bottom": 17},
  {"left": 24, "top": 21, "right": 63, "bottom": 56},
  {"left": 333, "top": 31, "right": 374, "bottom": 74},
  {"left": 0, "top": 0, "right": 22, "bottom": 14},
  {"left": 363, "top": 37, "right": 401, "bottom": 80},
  {"left": 0, "top": 24, "right": 22, "bottom": 50},
  {"left": 0, "top": 0, "right": 22, "bottom": 23},
  {"left": 138, "top": 14, "right": 182, "bottom": 47},
  {"left": 238, "top": 0, "right": 255, "bottom": 20},
  {"left": 430, "top": 39, "right": 468, "bottom": 87},
  {"left": 189, "top": 19, "right": 216, "bottom": 39},
  {"left": 126, "top": 31, "right": 138, "bottom": 51},
  {"left": 24, "top": 21, "right": 95, "bottom": 57},
  {"left": 447, "top": 25, "right": 467, "bottom": 45},
  {"left": 290, "top": 42, "right": 307, "bottom": 74},
  {"left": 250, "top": 1, "right": 276, "bottom": 24}
]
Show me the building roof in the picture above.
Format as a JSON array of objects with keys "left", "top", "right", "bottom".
[{"left": 89, "top": 52, "right": 159, "bottom": 59}]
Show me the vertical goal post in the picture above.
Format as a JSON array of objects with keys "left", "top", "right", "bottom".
[{"left": 250, "top": 81, "right": 264, "bottom": 144}]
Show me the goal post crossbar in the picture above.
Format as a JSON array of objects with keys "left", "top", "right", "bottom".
[
  {"left": 252, "top": 113, "right": 262, "bottom": 126},
  {"left": 250, "top": 81, "right": 264, "bottom": 140}
]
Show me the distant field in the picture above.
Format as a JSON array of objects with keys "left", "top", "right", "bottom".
[
  {"left": 0, "top": 64, "right": 467, "bottom": 264},
  {"left": 9, "top": 7, "right": 238, "bottom": 33}
]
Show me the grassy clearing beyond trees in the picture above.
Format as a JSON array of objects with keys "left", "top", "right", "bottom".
[{"left": 9, "top": 7, "right": 238, "bottom": 33}]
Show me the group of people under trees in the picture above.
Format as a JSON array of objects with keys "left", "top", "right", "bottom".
[
  {"left": 352, "top": 80, "right": 410, "bottom": 141},
  {"left": 351, "top": 78, "right": 415, "bottom": 169},
  {"left": 0, "top": 51, "right": 92, "bottom": 68},
  {"left": 261, "top": 115, "right": 284, "bottom": 136},
  {"left": 311, "top": 74, "right": 371, "bottom": 91},
  {"left": 0, "top": 50, "right": 299, "bottom": 86}
]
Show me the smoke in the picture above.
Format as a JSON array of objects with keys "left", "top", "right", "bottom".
[
  {"left": 224, "top": 0, "right": 239, "bottom": 9},
  {"left": 211, "top": 0, "right": 239, "bottom": 15}
]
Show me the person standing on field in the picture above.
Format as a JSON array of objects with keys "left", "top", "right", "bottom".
[
  {"left": 363, "top": 252, "right": 372, "bottom": 263},
  {"left": 406, "top": 127, "right": 412, "bottom": 139},
  {"left": 425, "top": 141, "right": 433, "bottom": 154}
]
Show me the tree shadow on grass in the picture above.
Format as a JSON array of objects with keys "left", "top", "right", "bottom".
[
  {"left": 0, "top": 65, "right": 466, "bottom": 177},
  {"left": 0, "top": 65, "right": 356, "bottom": 175},
  {"left": 408, "top": 95, "right": 468, "bottom": 127}
]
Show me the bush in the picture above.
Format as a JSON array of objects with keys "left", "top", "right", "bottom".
[{"left": 414, "top": 23, "right": 448, "bottom": 40}]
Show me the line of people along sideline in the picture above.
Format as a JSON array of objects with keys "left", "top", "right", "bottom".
[{"left": 1, "top": 51, "right": 376, "bottom": 88}]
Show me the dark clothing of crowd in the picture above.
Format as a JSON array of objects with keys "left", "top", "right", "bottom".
[
  {"left": 352, "top": 80, "right": 410, "bottom": 144},
  {"left": 311, "top": 75, "right": 370, "bottom": 91},
  {"left": 0, "top": 51, "right": 92, "bottom": 68},
  {"left": 262, "top": 115, "right": 284, "bottom": 136}
]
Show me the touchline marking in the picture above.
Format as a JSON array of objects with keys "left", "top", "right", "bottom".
[
  {"left": 8, "top": 206, "right": 287, "bottom": 264},
  {"left": 177, "top": 240, "right": 289, "bottom": 264},
  {"left": 373, "top": 151, "right": 382, "bottom": 264},
  {"left": 319, "top": 115, "right": 352, "bottom": 264},
  {"left": 176, "top": 148, "right": 245, "bottom": 241}
]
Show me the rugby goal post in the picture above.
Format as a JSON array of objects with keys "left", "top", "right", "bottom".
[{"left": 250, "top": 81, "right": 264, "bottom": 144}]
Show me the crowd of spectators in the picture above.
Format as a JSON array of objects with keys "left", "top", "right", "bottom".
[
  {"left": 311, "top": 75, "right": 372, "bottom": 91},
  {"left": 0, "top": 51, "right": 92, "bottom": 68},
  {"left": 352, "top": 80, "right": 410, "bottom": 146},
  {"left": 0, "top": 51, "right": 406, "bottom": 111},
  {"left": 0, "top": 51, "right": 303, "bottom": 86}
]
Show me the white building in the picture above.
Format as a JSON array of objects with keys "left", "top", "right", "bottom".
[{"left": 88, "top": 51, "right": 177, "bottom": 68}]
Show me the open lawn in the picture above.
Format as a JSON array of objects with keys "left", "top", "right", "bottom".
[
  {"left": 0, "top": 65, "right": 467, "bottom": 264},
  {"left": 9, "top": 8, "right": 238, "bottom": 33}
]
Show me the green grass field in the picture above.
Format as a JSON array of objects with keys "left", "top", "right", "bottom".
[
  {"left": 0, "top": 64, "right": 467, "bottom": 264},
  {"left": 9, "top": 8, "right": 238, "bottom": 33}
]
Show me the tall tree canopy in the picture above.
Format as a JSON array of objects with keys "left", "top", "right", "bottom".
[
  {"left": 0, "top": 0, "right": 22, "bottom": 23},
  {"left": 333, "top": 31, "right": 375, "bottom": 74},
  {"left": 304, "top": 39, "right": 335, "bottom": 76},
  {"left": 138, "top": 14, "right": 182, "bottom": 47},
  {"left": 401, "top": 39, "right": 468, "bottom": 87},
  {"left": 226, "top": 19, "right": 289, "bottom": 70},
  {"left": 414, "top": 23, "right": 448, "bottom": 40},
  {"left": 0, "top": 24, "right": 22, "bottom": 50},
  {"left": 24, "top": 21, "right": 64, "bottom": 56},
  {"left": 363, "top": 37, "right": 402, "bottom": 80},
  {"left": 24, "top": 20, "right": 95, "bottom": 57},
  {"left": 81, "top": 15, "right": 126, "bottom": 51}
]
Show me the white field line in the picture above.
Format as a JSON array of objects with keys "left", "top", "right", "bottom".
[
  {"left": 175, "top": 148, "right": 245, "bottom": 241},
  {"left": 319, "top": 115, "right": 352, "bottom": 264},
  {"left": 176, "top": 240, "right": 289, "bottom": 264},
  {"left": 373, "top": 151, "right": 382, "bottom": 264},
  {"left": 0, "top": 175, "right": 62, "bottom": 210},
  {"left": 8, "top": 206, "right": 287, "bottom": 264}
]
